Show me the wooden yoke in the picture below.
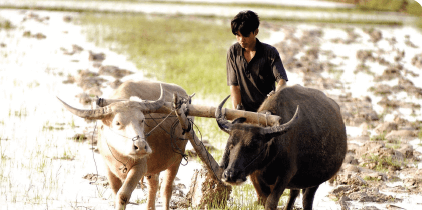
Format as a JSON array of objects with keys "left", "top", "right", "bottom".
[
  {"left": 93, "top": 94, "right": 282, "bottom": 182},
  {"left": 94, "top": 96, "right": 282, "bottom": 126},
  {"left": 154, "top": 101, "right": 282, "bottom": 127}
]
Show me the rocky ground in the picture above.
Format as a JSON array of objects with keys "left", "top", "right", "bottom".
[{"left": 1, "top": 6, "right": 422, "bottom": 210}]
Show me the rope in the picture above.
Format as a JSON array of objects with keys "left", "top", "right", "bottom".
[
  {"left": 101, "top": 109, "right": 191, "bottom": 170},
  {"left": 147, "top": 113, "right": 190, "bottom": 165},
  {"left": 144, "top": 111, "right": 174, "bottom": 137},
  {"left": 91, "top": 121, "right": 101, "bottom": 193},
  {"left": 105, "top": 139, "right": 131, "bottom": 173},
  {"left": 89, "top": 102, "right": 102, "bottom": 193},
  {"left": 243, "top": 147, "right": 265, "bottom": 170},
  {"left": 170, "top": 120, "right": 189, "bottom": 166}
]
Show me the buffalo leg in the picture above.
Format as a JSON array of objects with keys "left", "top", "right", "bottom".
[
  {"left": 265, "top": 173, "right": 295, "bottom": 210},
  {"left": 302, "top": 185, "right": 319, "bottom": 210},
  {"left": 161, "top": 158, "right": 182, "bottom": 209},
  {"left": 106, "top": 168, "right": 123, "bottom": 196},
  {"left": 250, "top": 171, "right": 271, "bottom": 205},
  {"left": 283, "top": 189, "right": 299, "bottom": 210},
  {"left": 146, "top": 173, "right": 159, "bottom": 210},
  {"left": 115, "top": 163, "right": 146, "bottom": 210}
]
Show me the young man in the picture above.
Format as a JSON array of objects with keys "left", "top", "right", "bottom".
[{"left": 226, "top": 10, "right": 288, "bottom": 112}]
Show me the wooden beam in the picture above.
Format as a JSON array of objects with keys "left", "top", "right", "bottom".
[{"left": 172, "top": 94, "right": 223, "bottom": 182}]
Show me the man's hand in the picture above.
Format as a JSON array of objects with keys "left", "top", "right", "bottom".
[
  {"left": 267, "top": 90, "right": 275, "bottom": 98},
  {"left": 236, "top": 103, "right": 244, "bottom": 110}
]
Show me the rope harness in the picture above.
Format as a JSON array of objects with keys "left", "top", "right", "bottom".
[
  {"left": 103, "top": 109, "right": 183, "bottom": 173},
  {"left": 104, "top": 134, "right": 140, "bottom": 173}
]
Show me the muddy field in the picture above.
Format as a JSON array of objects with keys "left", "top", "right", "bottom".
[{"left": 1, "top": 8, "right": 422, "bottom": 210}]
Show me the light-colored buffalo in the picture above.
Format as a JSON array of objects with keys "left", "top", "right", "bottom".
[{"left": 58, "top": 80, "right": 191, "bottom": 210}]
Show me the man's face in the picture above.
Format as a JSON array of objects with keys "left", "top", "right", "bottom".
[{"left": 236, "top": 30, "right": 257, "bottom": 49}]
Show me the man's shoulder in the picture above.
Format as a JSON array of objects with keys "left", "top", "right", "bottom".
[
  {"left": 228, "top": 42, "right": 241, "bottom": 55},
  {"left": 258, "top": 41, "right": 278, "bottom": 54},
  {"left": 228, "top": 42, "right": 241, "bottom": 51}
]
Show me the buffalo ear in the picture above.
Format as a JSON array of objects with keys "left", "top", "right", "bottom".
[
  {"left": 101, "top": 115, "right": 113, "bottom": 127},
  {"left": 232, "top": 117, "right": 247, "bottom": 124}
]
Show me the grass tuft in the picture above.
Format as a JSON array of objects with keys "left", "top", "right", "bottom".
[
  {"left": 0, "top": 20, "right": 13, "bottom": 30},
  {"left": 361, "top": 153, "right": 403, "bottom": 172}
]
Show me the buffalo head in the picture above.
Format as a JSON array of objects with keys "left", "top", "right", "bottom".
[
  {"left": 58, "top": 85, "right": 165, "bottom": 159},
  {"left": 215, "top": 95, "right": 299, "bottom": 185}
]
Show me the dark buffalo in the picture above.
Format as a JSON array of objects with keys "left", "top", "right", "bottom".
[{"left": 216, "top": 84, "right": 347, "bottom": 210}]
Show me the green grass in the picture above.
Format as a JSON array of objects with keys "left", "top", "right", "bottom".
[
  {"left": 386, "top": 143, "right": 401, "bottom": 150},
  {"left": 53, "top": 149, "right": 75, "bottom": 160},
  {"left": 361, "top": 153, "right": 403, "bottom": 172},
  {"left": 79, "top": 13, "right": 233, "bottom": 98},
  {"left": 370, "top": 131, "right": 387, "bottom": 141},
  {"left": 363, "top": 175, "right": 381, "bottom": 181},
  {"left": 329, "top": 0, "right": 422, "bottom": 15}
]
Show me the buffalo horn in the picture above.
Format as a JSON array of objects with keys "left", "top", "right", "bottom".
[
  {"left": 96, "top": 84, "right": 165, "bottom": 113},
  {"left": 262, "top": 105, "right": 300, "bottom": 136},
  {"left": 96, "top": 98, "right": 127, "bottom": 107},
  {"left": 137, "top": 84, "right": 165, "bottom": 113},
  {"left": 215, "top": 95, "right": 233, "bottom": 133},
  {"left": 57, "top": 97, "right": 113, "bottom": 120}
]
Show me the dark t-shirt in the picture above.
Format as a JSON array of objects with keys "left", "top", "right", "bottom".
[{"left": 226, "top": 39, "right": 288, "bottom": 112}]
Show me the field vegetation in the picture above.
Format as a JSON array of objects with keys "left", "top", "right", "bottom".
[
  {"left": 80, "top": 14, "right": 233, "bottom": 98},
  {"left": 2, "top": 0, "right": 420, "bottom": 26},
  {"left": 1, "top": 0, "right": 422, "bottom": 209},
  {"left": 332, "top": 0, "right": 422, "bottom": 27}
]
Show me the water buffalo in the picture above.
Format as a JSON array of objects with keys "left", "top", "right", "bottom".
[
  {"left": 215, "top": 84, "right": 347, "bottom": 210},
  {"left": 58, "top": 80, "right": 191, "bottom": 210}
]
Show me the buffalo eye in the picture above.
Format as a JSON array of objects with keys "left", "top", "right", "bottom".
[{"left": 229, "top": 144, "right": 234, "bottom": 150}]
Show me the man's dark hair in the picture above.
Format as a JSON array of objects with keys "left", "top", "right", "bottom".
[{"left": 231, "top": 10, "right": 260, "bottom": 37}]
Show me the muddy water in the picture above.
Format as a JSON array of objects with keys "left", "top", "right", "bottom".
[
  {"left": 1, "top": 8, "right": 422, "bottom": 210},
  {"left": 0, "top": 9, "right": 150, "bottom": 210}
]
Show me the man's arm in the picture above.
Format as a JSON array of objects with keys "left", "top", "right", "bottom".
[
  {"left": 230, "top": 85, "right": 242, "bottom": 109},
  {"left": 267, "top": 79, "right": 286, "bottom": 98},
  {"left": 270, "top": 46, "right": 288, "bottom": 90},
  {"left": 276, "top": 79, "right": 286, "bottom": 91}
]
